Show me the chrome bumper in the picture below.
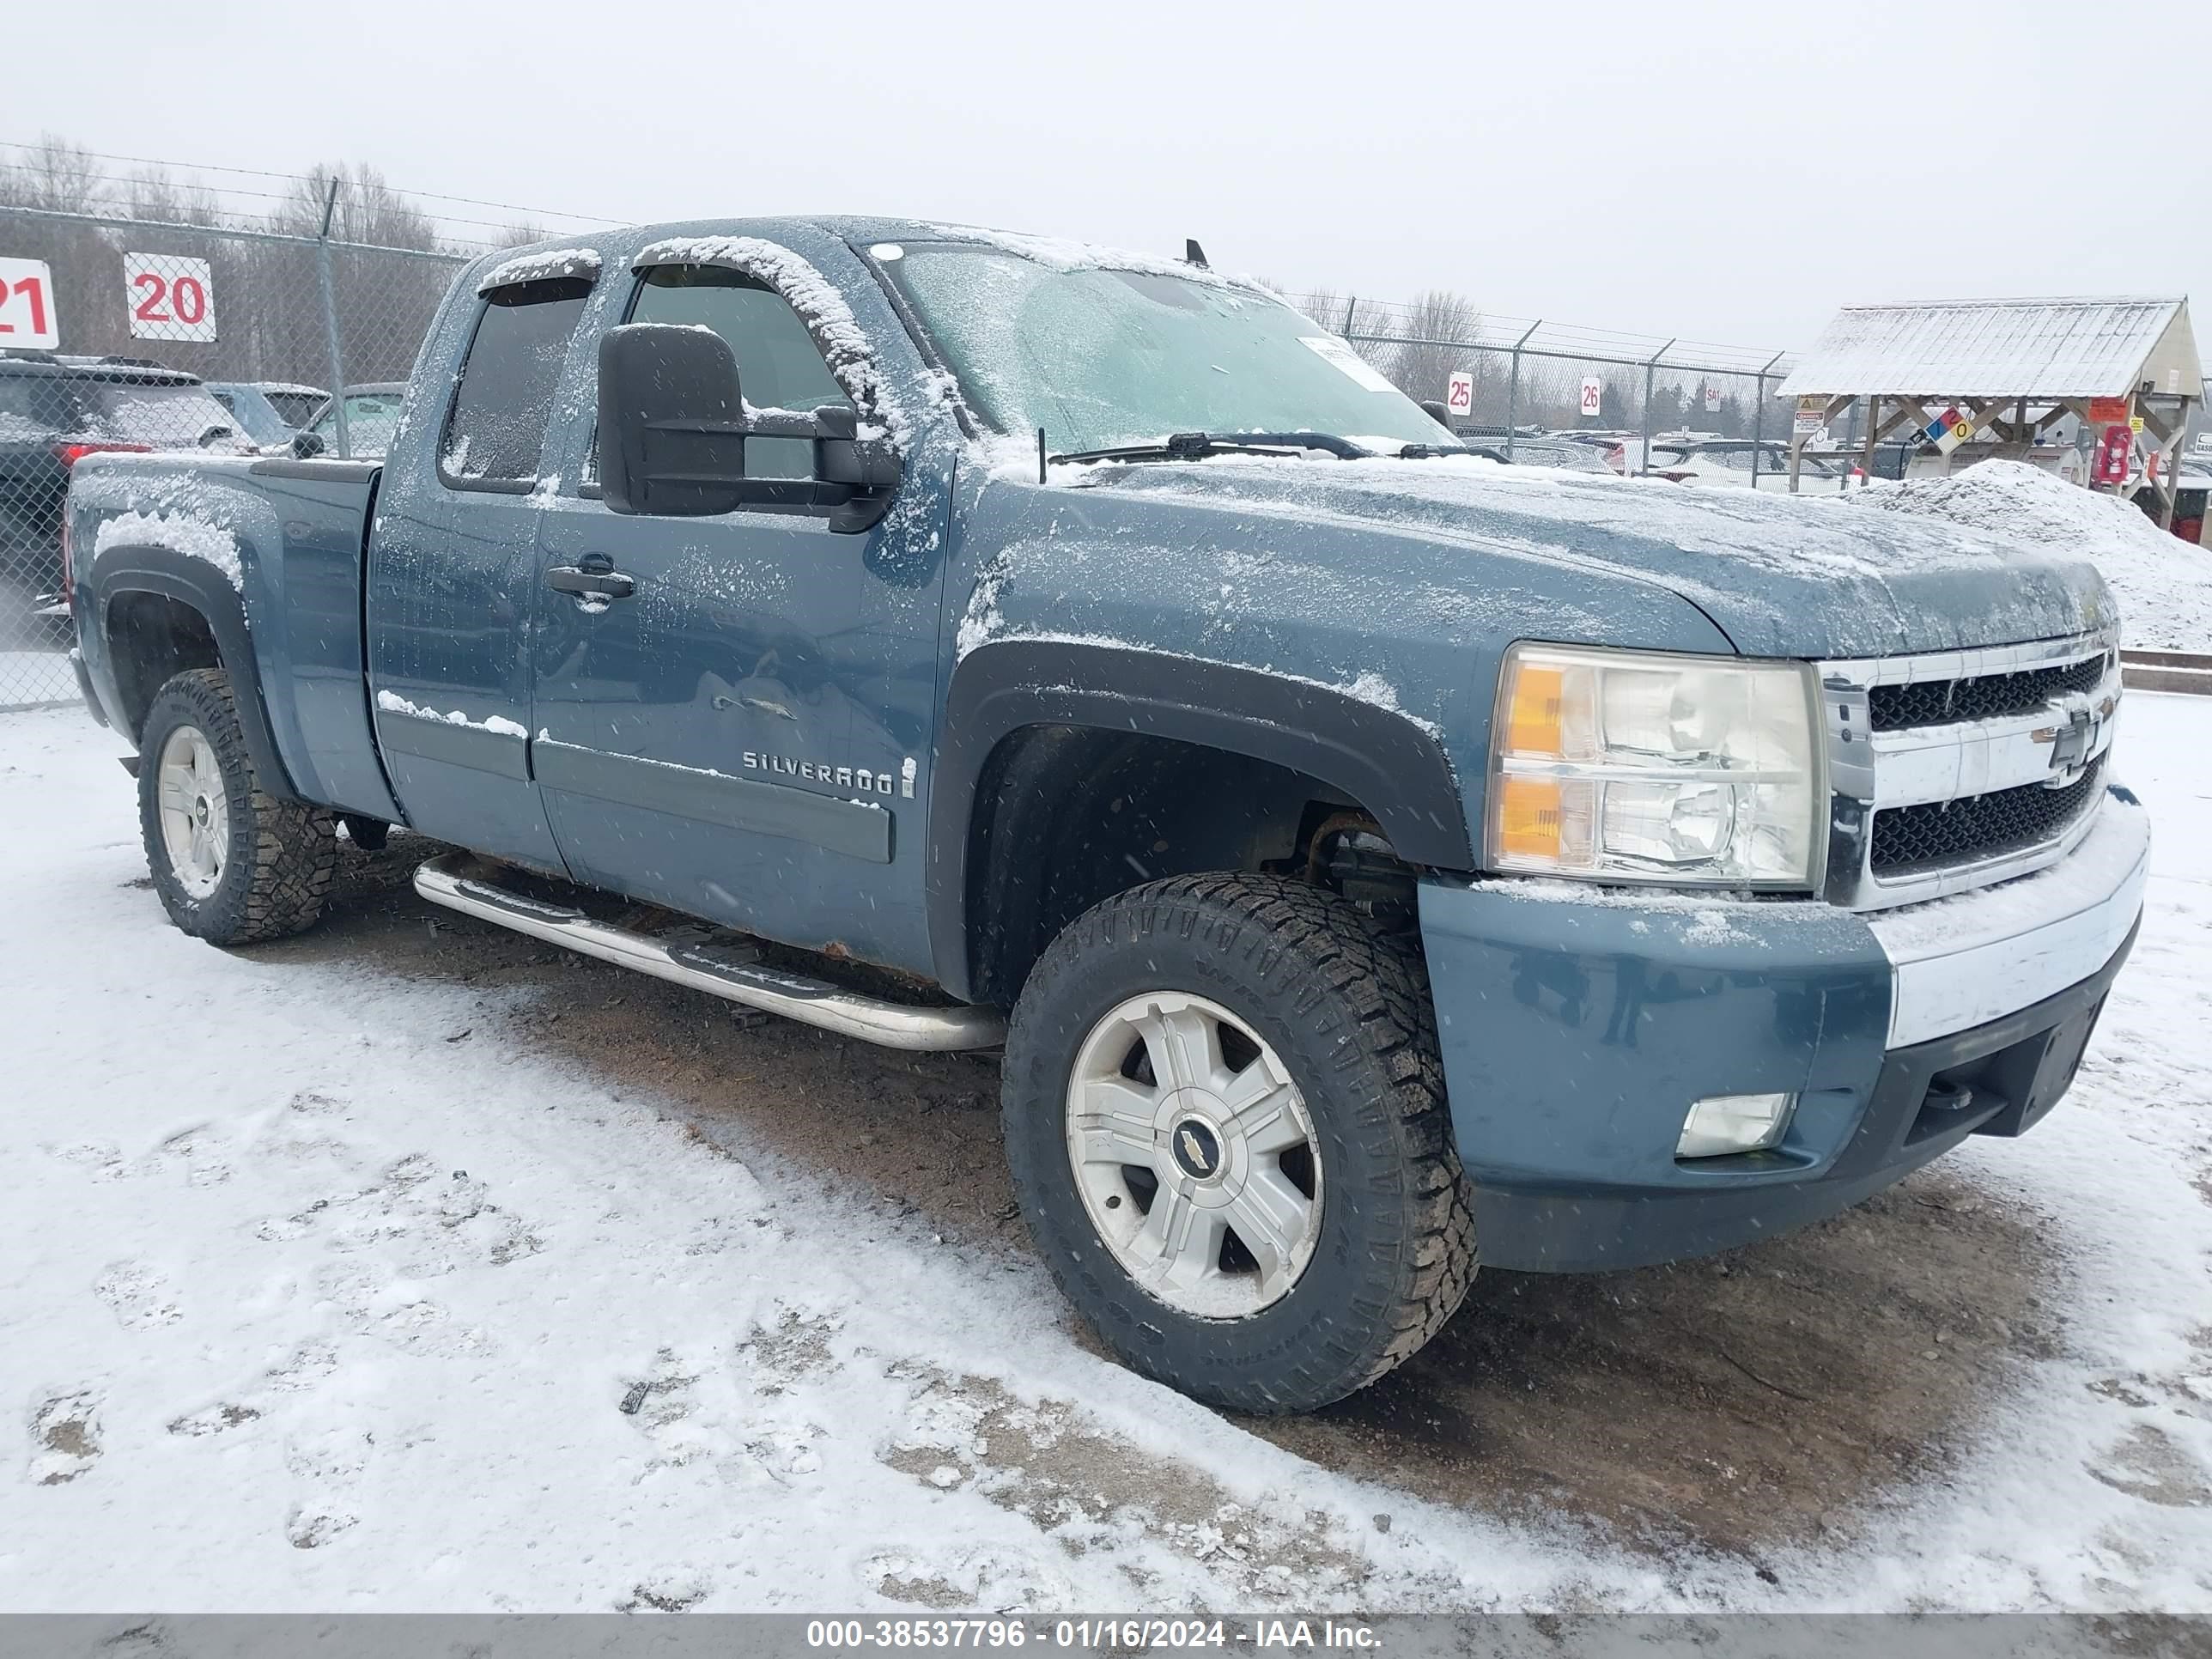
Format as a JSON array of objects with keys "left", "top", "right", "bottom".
[{"left": 1869, "top": 787, "right": 2149, "bottom": 1048}]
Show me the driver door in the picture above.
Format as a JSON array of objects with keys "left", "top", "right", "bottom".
[{"left": 527, "top": 253, "right": 951, "bottom": 972}]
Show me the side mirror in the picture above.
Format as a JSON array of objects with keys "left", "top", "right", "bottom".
[
  {"left": 1419, "top": 399, "right": 1454, "bottom": 428},
  {"left": 599, "top": 323, "right": 749, "bottom": 517},
  {"left": 290, "top": 430, "right": 326, "bottom": 459},
  {"left": 599, "top": 324, "right": 902, "bottom": 530}
]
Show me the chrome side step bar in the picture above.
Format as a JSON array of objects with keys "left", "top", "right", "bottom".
[{"left": 412, "top": 854, "right": 1005, "bottom": 1053}]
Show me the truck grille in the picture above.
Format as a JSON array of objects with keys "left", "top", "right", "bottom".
[
  {"left": 1820, "top": 632, "right": 2119, "bottom": 909},
  {"left": 1869, "top": 755, "right": 2106, "bottom": 875},
  {"left": 1867, "top": 653, "right": 2112, "bottom": 731}
]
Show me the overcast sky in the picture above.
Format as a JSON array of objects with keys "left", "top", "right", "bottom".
[{"left": 18, "top": 0, "right": 2209, "bottom": 354}]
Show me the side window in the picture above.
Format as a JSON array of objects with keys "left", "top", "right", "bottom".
[
  {"left": 441, "top": 276, "right": 592, "bottom": 489},
  {"left": 627, "top": 264, "right": 850, "bottom": 481}
]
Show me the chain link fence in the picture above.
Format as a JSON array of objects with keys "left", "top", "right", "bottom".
[
  {"left": 1289, "top": 291, "right": 1808, "bottom": 481},
  {"left": 0, "top": 198, "right": 466, "bottom": 707}
]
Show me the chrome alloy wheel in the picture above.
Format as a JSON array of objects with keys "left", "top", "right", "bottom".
[
  {"left": 1064, "top": 992, "right": 1323, "bottom": 1319},
  {"left": 155, "top": 723, "right": 229, "bottom": 900}
]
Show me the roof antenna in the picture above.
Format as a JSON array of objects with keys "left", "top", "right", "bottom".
[{"left": 1183, "top": 239, "right": 1209, "bottom": 270}]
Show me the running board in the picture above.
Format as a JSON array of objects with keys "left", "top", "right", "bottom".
[{"left": 412, "top": 854, "right": 1005, "bottom": 1053}]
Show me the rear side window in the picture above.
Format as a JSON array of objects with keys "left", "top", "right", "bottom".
[
  {"left": 442, "top": 276, "right": 592, "bottom": 486},
  {"left": 0, "top": 374, "right": 83, "bottom": 436}
]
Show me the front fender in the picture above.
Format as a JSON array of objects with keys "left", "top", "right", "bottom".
[{"left": 927, "top": 639, "right": 1472, "bottom": 1000}]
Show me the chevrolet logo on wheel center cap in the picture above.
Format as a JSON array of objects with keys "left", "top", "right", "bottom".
[{"left": 1170, "top": 1119, "right": 1224, "bottom": 1181}]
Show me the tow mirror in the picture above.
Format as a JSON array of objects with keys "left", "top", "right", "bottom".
[
  {"left": 600, "top": 325, "right": 902, "bottom": 531},
  {"left": 599, "top": 323, "right": 750, "bottom": 517}
]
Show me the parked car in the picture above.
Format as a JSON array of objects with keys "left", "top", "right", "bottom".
[
  {"left": 1498, "top": 437, "right": 1614, "bottom": 473},
  {"left": 299, "top": 383, "right": 409, "bottom": 458},
  {"left": 66, "top": 218, "right": 2142, "bottom": 1415},
  {"left": 206, "top": 381, "right": 326, "bottom": 448},
  {"left": 0, "top": 354, "right": 246, "bottom": 638},
  {"left": 1619, "top": 438, "right": 1850, "bottom": 493}
]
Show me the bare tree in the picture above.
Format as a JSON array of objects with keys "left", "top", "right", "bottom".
[
  {"left": 1382, "top": 289, "right": 1485, "bottom": 407},
  {"left": 0, "top": 133, "right": 105, "bottom": 213}
]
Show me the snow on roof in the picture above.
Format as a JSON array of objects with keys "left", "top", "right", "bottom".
[{"left": 1780, "top": 296, "right": 2199, "bottom": 400}]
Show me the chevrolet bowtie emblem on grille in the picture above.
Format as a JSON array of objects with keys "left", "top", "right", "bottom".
[{"left": 2032, "top": 706, "right": 2100, "bottom": 775}]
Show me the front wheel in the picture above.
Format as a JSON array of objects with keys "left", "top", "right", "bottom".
[
  {"left": 137, "top": 668, "right": 335, "bottom": 945},
  {"left": 1001, "top": 873, "right": 1476, "bottom": 1413}
]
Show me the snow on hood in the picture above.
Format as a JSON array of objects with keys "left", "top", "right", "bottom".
[
  {"left": 1068, "top": 455, "right": 2112, "bottom": 659},
  {"left": 1838, "top": 459, "right": 2209, "bottom": 653}
]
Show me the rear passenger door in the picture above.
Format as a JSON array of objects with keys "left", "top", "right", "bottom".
[{"left": 366, "top": 273, "right": 592, "bottom": 870}]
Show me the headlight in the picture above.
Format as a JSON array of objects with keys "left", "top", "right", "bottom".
[{"left": 1486, "top": 642, "right": 1826, "bottom": 888}]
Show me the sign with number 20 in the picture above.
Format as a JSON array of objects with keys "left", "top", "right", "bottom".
[{"left": 125, "top": 252, "right": 218, "bottom": 343}]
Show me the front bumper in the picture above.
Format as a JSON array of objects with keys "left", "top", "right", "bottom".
[{"left": 1417, "top": 786, "right": 2148, "bottom": 1272}]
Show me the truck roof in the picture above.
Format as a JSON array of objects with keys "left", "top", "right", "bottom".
[{"left": 472, "top": 216, "right": 1240, "bottom": 291}]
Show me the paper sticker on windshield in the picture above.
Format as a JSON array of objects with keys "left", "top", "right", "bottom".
[{"left": 1299, "top": 335, "right": 1395, "bottom": 394}]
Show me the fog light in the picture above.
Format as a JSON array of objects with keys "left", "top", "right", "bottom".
[{"left": 1678, "top": 1092, "right": 1796, "bottom": 1159}]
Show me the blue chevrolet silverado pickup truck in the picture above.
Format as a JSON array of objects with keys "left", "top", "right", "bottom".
[{"left": 64, "top": 218, "right": 2148, "bottom": 1413}]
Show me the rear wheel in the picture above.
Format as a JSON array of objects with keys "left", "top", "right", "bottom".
[
  {"left": 137, "top": 668, "right": 335, "bottom": 944},
  {"left": 1002, "top": 872, "right": 1476, "bottom": 1413}
]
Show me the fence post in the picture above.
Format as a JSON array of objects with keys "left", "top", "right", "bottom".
[
  {"left": 1504, "top": 319, "right": 1540, "bottom": 462},
  {"left": 1638, "top": 339, "right": 1674, "bottom": 477},
  {"left": 315, "top": 178, "right": 353, "bottom": 460},
  {"left": 1750, "top": 349, "right": 1784, "bottom": 489}
]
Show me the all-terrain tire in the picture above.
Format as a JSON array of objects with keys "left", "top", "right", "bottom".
[
  {"left": 1002, "top": 872, "right": 1477, "bottom": 1413},
  {"left": 137, "top": 668, "right": 336, "bottom": 945}
]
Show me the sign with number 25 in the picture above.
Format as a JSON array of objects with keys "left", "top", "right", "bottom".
[
  {"left": 125, "top": 252, "right": 218, "bottom": 343},
  {"left": 0, "top": 257, "right": 59, "bottom": 349}
]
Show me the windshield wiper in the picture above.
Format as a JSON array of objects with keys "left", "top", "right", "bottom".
[
  {"left": 1048, "top": 431, "right": 1370, "bottom": 465},
  {"left": 1048, "top": 430, "right": 1480, "bottom": 466}
]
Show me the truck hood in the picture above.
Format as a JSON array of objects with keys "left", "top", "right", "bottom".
[{"left": 1081, "top": 458, "right": 2115, "bottom": 658}]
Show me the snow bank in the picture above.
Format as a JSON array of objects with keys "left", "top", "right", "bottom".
[{"left": 1840, "top": 460, "right": 2212, "bottom": 651}]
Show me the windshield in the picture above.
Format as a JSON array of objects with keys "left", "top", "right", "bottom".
[
  {"left": 882, "top": 245, "right": 1455, "bottom": 456},
  {"left": 264, "top": 389, "right": 323, "bottom": 428}
]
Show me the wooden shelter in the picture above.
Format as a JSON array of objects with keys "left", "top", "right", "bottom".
[{"left": 1778, "top": 296, "right": 2201, "bottom": 525}]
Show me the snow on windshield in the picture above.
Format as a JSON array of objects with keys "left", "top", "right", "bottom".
[{"left": 884, "top": 246, "right": 1452, "bottom": 459}]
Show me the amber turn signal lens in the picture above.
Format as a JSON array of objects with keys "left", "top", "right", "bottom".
[
  {"left": 1504, "top": 664, "right": 1565, "bottom": 757},
  {"left": 1494, "top": 775, "right": 1562, "bottom": 860}
]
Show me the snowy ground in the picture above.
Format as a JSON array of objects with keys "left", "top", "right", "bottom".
[{"left": 3, "top": 702, "right": 2209, "bottom": 1614}]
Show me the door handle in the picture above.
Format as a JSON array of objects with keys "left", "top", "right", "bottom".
[{"left": 546, "top": 561, "right": 636, "bottom": 600}]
